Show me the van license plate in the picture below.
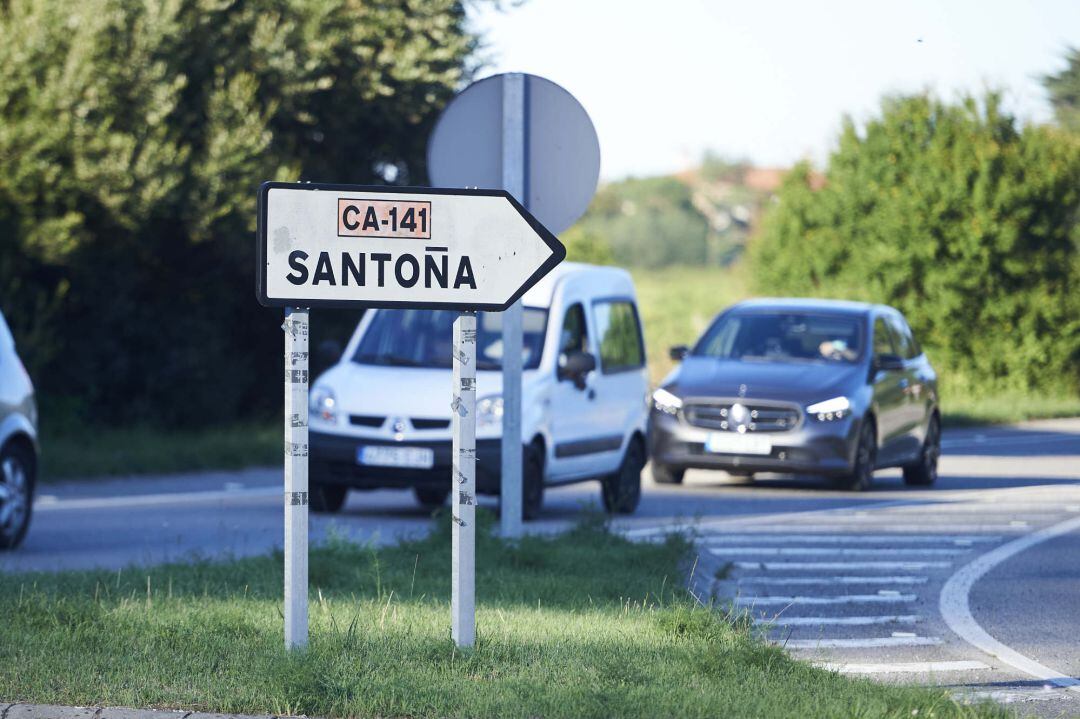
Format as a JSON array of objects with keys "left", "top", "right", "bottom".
[
  {"left": 705, "top": 433, "right": 773, "bottom": 456},
  {"left": 358, "top": 446, "right": 435, "bottom": 469}
]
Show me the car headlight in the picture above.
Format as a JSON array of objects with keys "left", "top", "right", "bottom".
[
  {"left": 652, "top": 387, "right": 683, "bottom": 415},
  {"left": 807, "top": 396, "right": 850, "bottom": 421},
  {"left": 310, "top": 386, "right": 337, "bottom": 423},
  {"left": 477, "top": 394, "right": 504, "bottom": 428}
]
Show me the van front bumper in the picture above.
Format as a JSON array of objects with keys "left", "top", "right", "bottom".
[{"left": 309, "top": 431, "right": 503, "bottom": 494}]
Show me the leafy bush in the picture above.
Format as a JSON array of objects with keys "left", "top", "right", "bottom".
[
  {"left": 0, "top": 0, "right": 478, "bottom": 426},
  {"left": 751, "top": 93, "right": 1080, "bottom": 396}
]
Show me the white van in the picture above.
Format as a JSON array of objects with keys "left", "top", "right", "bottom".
[{"left": 308, "top": 262, "right": 649, "bottom": 519}]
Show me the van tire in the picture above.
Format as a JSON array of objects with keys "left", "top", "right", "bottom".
[
  {"left": 603, "top": 439, "right": 644, "bottom": 514},
  {"left": 650, "top": 462, "right": 684, "bottom": 485},
  {"left": 310, "top": 483, "right": 348, "bottom": 513},
  {"left": 414, "top": 486, "right": 450, "bottom": 508},
  {"left": 522, "top": 443, "right": 545, "bottom": 521}
]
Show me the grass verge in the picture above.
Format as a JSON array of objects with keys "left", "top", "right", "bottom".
[{"left": 0, "top": 512, "right": 1005, "bottom": 719}]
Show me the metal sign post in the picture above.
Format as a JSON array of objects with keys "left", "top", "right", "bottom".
[
  {"left": 451, "top": 312, "right": 477, "bottom": 646},
  {"left": 283, "top": 307, "right": 309, "bottom": 650},
  {"left": 500, "top": 73, "right": 526, "bottom": 538}
]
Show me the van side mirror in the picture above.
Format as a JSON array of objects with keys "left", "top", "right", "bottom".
[
  {"left": 669, "top": 345, "right": 689, "bottom": 361},
  {"left": 558, "top": 350, "right": 597, "bottom": 390},
  {"left": 873, "top": 353, "right": 904, "bottom": 372}
]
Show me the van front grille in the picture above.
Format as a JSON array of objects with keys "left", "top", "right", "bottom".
[
  {"left": 349, "top": 415, "right": 385, "bottom": 428},
  {"left": 410, "top": 418, "right": 451, "bottom": 430}
]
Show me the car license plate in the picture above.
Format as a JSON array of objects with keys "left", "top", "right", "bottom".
[
  {"left": 705, "top": 433, "right": 773, "bottom": 456},
  {"left": 357, "top": 445, "right": 435, "bottom": 469}
]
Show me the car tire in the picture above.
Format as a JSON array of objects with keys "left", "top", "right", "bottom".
[
  {"left": 903, "top": 415, "right": 940, "bottom": 487},
  {"left": 0, "top": 441, "right": 34, "bottom": 550},
  {"left": 603, "top": 439, "right": 644, "bottom": 515},
  {"left": 835, "top": 419, "right": 876, "bottom": 492},
  {"left": 310, "top": 483, "right": 348, "bottom": 513},
  {"left": 522, "top": 443, "right": 545, "bottom": 521},
  {"left": 414, "top": 486, "right": 450, "bottom": 508},
  {"left": 650, "top": 462, "right": 685, "bottom": 485}
]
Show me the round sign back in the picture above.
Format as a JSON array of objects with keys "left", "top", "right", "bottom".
[{"left": 427, "top": 73, "right": 600, "bottom": 236}]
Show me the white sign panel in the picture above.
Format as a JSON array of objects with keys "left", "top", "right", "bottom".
[{"left": 257, "top": 182, "right": 565, "bottom": 311}]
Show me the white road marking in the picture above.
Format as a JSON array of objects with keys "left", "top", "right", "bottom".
[
  {"left": 703, "top": 534, "right": 997, "bottom": 545},
  {"left": 719, "top": 523, "right": 1025, "bottom": 533},
  {"left": 955, "top": 689, "right": 1066, "bottom": 704},
  {"left": 758, "top": 614, "right": 921, "bottom": 627},
  {"left": 711, "top": 547, "right": 965, "bottom": 557},
  {"left": 942, "top": 434, "right": 1080, "bottom": 450},
  {"left": 734, "top": 575, "right": 929, "bottom": 586},
  {"left": 940, "top": 513, "right": 1080, "bottom": 694},
  {"left": 34, "top": 486, "right": 280, "bottom": 511},
  {"left": 821, "top": 660, "right": 990, "bottom": 674},
  {"left": 734, "top": 560, "right": 952, "bottom": 570},
  {"left": 783, "top": 636, "right": 943, "bottom": 649},
  {"left": 736, "top": 593, "right": 916, "bottom": 606}
]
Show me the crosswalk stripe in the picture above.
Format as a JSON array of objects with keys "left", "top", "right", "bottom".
[
  {"left": 703, "top": 534, "right": 997, "bottom": 545},
  {"left": 734, "top": 560, "right": 952, "bottom": 570},
  {"left": 757, "top": 614, "right": 921, "bottom": 626},
  {"left": 710, "top": 547, "right": 966, "bottom": 557},
  {"left": 719, "top": 524, "right": 1024, "bottom": 533},
  {"left": 733, "top": 575, "right": 929, "bottom": 586},
  {"left": 737, "top": 593, "right": 916, "bottom": 606},
  {"left": 821, "top": 660, "right": 990, "bottom": 674},
  {"left": 782, "top": 636, "right": 943, "bottom": 649}
]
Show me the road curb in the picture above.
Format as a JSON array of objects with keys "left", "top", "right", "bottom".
[{"left": 0, "top": 705, "right": 283, "bottom": 719}]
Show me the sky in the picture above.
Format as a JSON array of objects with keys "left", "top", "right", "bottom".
[{"left": 469, "top": 0, "right": 1080, "bottom": 181}]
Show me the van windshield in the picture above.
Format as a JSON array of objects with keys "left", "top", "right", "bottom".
[
  {"left": 352, "top": 308, "right": 548, "bottom": 371},
  {"left": 694, "top": 311, "right": 864, "bottom": 364}
]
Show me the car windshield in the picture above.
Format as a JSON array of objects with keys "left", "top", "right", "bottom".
[
  {"left": 694, "top": 311, "right": 864, "bottom": 364},
  {"left": 352, "top": 308, "right": 548, "bottom": 371}
]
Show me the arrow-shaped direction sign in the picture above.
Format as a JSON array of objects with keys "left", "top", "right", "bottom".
[{"left": 256, "top": 182, "right": 565, "bottom": 311}]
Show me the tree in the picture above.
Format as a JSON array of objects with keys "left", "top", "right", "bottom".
[
  {"left": 1044, "top": 47, "right": 1080, "bottom": 132},
  {"left": 0, "top": 0, "right": 480, "bottom": 426},
  {"left": 751, "top": 93, "right": 1080, "bottom": 396}
]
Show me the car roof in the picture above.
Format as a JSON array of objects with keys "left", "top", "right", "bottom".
[
  {"left": 521, "top": 262, "right": 635, "bottom": 308},
  {"left": 729, "top": 297, "right": 892, "bottom": 316}
]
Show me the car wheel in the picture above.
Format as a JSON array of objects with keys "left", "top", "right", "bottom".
[
  {"left": 310, "top": 483, "right": 348, "bottom": 513},
  {"left": 0, "top": 441, "right": 34, "bottom": 550},
  {"left": 835, "top": 419, "right": 876, "bottom": 492},
  {"left": 414, "top": 486, "right": 450, "bottom": 508},
  {"left": 522, "top": 443, "right": 545, "bottom": 521},
  {"left": 903, "top": 415, "right": 940, "bottom": 487},
  {"left": 650, "top": 462, "right": 684, "bottom": 485},
  {"left": 603, "top": 439, "right": 644, "bottom": 515}
]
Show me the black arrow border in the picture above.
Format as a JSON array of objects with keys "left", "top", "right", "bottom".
[{"left": 256, "top": 181, "right": 566, "bottom": 311}]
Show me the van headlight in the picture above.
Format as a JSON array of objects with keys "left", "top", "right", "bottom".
[
  {"left": 807, "top": 396, "right": 850, "bottom": 421},
  {"left": 310, "top": 386, "right": 337, "bottom": 423},
  {"left": 477, "top": 394, "right": 504, "bottom": 428},
  {"left": 652, "top": 387, "right": 683, "bottom": 415}
]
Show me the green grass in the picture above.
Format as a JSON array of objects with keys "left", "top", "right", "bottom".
[
  {"left": 941, "top": 393, "right": 1080, "bottom": 428},
  {"left": 0, "top": 513, "right": 1004, "bottom": 719},
  {"left": 39, "top": 422, "right": 280, "bottom": 481}
]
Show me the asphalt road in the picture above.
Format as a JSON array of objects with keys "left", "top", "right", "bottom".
[{"left": 4, "top": 417, "right": 1080, "bottom": 716}]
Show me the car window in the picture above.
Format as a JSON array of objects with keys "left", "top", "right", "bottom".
[
  {"left": 593, "top": 300, "right": 644, "bottom": 373},
  {"left": 559, "top": 303, "right": 588, "bottom": 356},
  {"left": 872, "top": 317, "right": 896, "bottom": 357},
  {"left": 886, "top": 314, "right": 918, "bottom": 359}
]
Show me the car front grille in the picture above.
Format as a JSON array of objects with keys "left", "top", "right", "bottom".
[{"left": 682, "top": 400, "right": 801, "bottom": 432}]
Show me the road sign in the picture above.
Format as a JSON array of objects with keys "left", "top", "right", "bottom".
[
  {"left": 256, "top": 182, "right": 565, "bottom": 311},
  {"left": 427, "top": 74, "right": 600, "bottom": 236}
]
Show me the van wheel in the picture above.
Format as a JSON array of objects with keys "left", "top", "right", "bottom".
[
  {"left": 835, "top": 419, "right": 876, "bottom": 492},
  {"left": 414, "top": 486, "right": 450, "bottom": 508},
  {"left": 603, "top": 440, "right": 644, "bottom": 514},
  {"left": 650, "top": 462, "right": 684, "bottom": 485},
  {"left": 0, "top": 441, "right": 34, "bottom": 550},
  {"left": 310, "top": 483, "right": 348, "bottom": 513},
  {"left": 903, "top": 415, "right": 940, "bottom": 486},
  {"left": 522, "top": 443, "right": 545, "bottom": 521}
]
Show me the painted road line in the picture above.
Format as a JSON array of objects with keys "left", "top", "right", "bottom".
[
  {"left": 759, "top": 614, "right": 921, "bottom": 627},
  {"left": 954, "top": 689, "right": 1065, "bottom": 705},
  {"left": 713, "top": 523, "right": 1025, "bottom": 534},
  {"left": 703, "top": 534, "right": 998, "bottom": 545},
  {"left": 940, "top": 513, "right": 1080, "bottom": 694},
  {"left": 710, "top": 547, "right": 966, "bottom": 557},
  {"left": 34, "top": 486, "right": 280, "bottom": 511},
  {"left": 821, "top": 660, "right": 990, "bottom": 675},
  {"left": 782, "top": 636, "right": 943, "bottom": 649},
  {"left": 736, "top": 593, "right": 917, "bottom": 606},
  {"left": 734, "top": 560, "right": 952, "bottom": 570},
  {"left": 734, "top": 575, "right": 930, "bottom": 586},
  {"left": 942, "top": 434, "right": 1080, "bottom": 449}
]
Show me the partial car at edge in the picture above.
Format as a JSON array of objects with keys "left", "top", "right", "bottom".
[{"left": 0, "top": 308, "right": 38, "bottom": 549}]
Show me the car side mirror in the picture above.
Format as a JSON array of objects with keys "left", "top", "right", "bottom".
[
  {"left": 317, "top": 339, "right": 344, "bottom": 367},
  {"left": 669, "top": 345, "right": 689, "bottom": 361},
  {"left": 873, "top": 353, "right": 904, "bottom": 372},
  {"left": 559, "top": 350, "right": 597, "bottom": 390}
]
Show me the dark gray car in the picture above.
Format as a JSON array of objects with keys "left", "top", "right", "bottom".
[{"left": 648, "top": 299, "right": 939, "bottom": 491}]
